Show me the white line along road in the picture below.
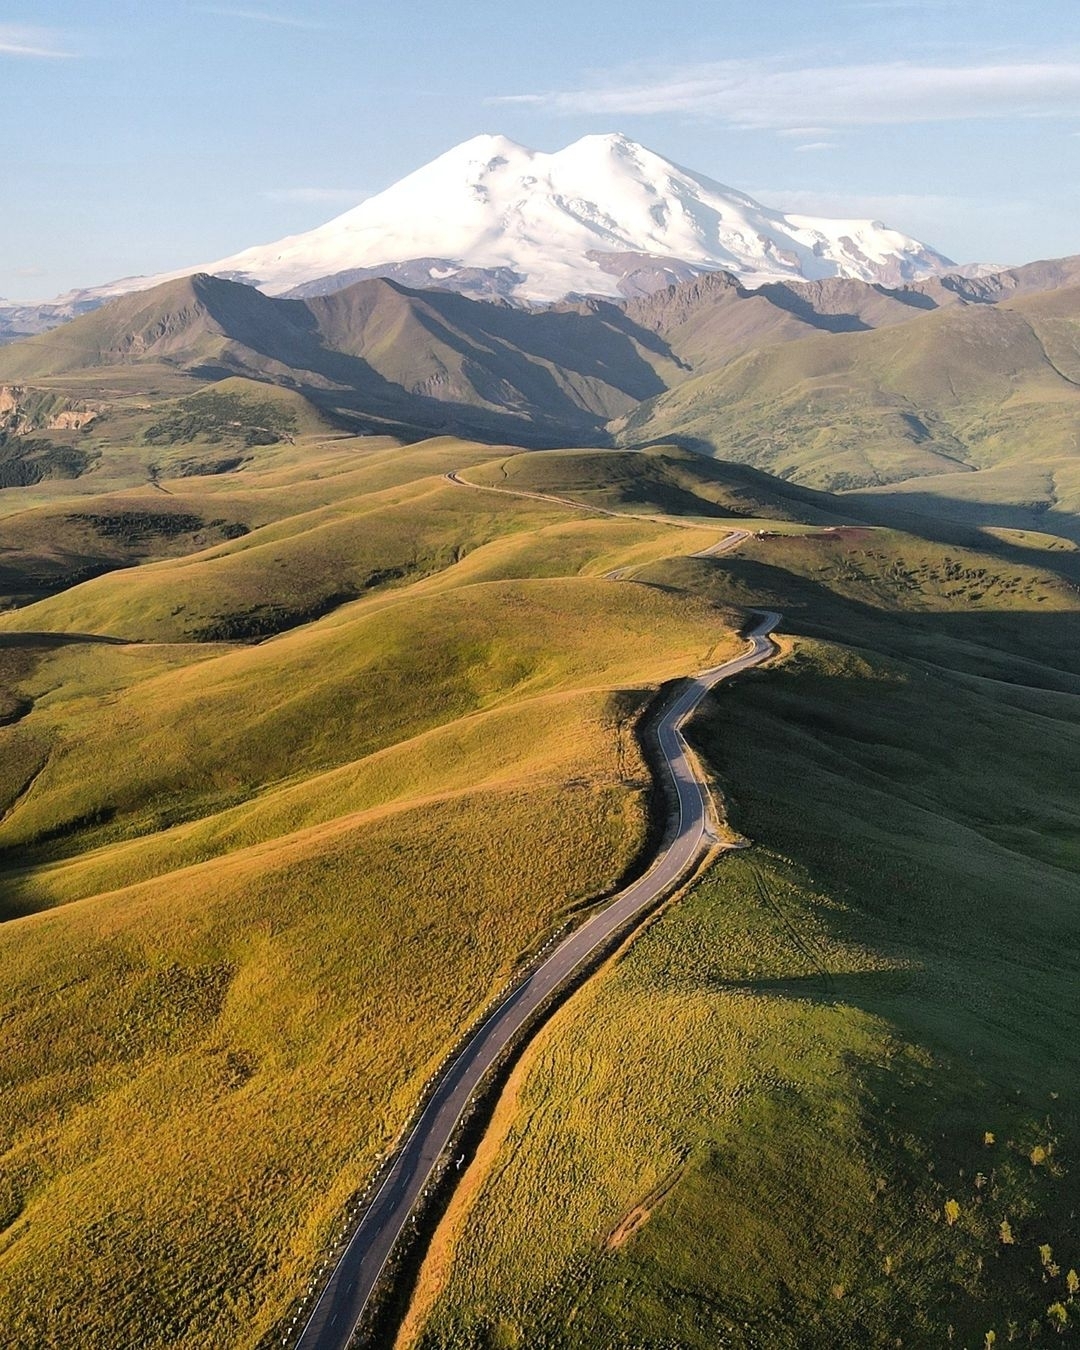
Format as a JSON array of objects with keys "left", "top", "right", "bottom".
[{"left": 292, "top": 603, "right": 781, "bottom": 1349}]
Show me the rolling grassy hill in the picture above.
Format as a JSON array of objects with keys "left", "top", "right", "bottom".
[
  {"left": 0, "top": 438, "right": 755, "bottom": 1348},
  {"left": 1, "top": 254, "right": 1079, "bottom": 1350},
  {"left": 397, "top": 457, "right": 1080, "bottom": 1350}
]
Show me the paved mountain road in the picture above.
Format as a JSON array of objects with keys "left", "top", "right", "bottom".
[{"left": 291, "top": 485, "right": 778, "bottom": 1349}]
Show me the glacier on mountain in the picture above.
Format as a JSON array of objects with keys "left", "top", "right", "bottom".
[{"left": 3, "top": 133, "right": 955, "bottom": 331}]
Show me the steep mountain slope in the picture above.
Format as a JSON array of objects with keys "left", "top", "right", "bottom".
[
  {"left": 616, "top": 282, "right": 1080, "bottom": 512},
  {"left": 0, "top": 273, "right": 685, "bottom": 444},
  {"left": 620, "top": 270, "right": 946, "bottom": 376},
  {"left": 926, "top": 252, "right": 1080, "bottom": 306}
]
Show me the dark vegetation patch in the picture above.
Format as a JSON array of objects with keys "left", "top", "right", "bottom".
[
  {"left": 0, "top": 646, "right": 42, "bottom": 731},
  {"left": 143, "top": 392, "right": 297, "bottom": 448},
  {"left": 165, "top": 455, "right": 248, "bottom": 478},
  {"left": 0, "top": 438, "right": 96, "bottom": 488},
  {"left": 66, "top": 511, "right": 249, "bottom": 545},
  {"left": 191, "top": 589, "right": 362, "bottom": 642},
  {"left": 0, "top": 730, "right": 49, "bottom": 826},
  {"left": 0, "top": 804, "right": 120, "bottom": 868},
  {"left": 116, "top": 962, "right": 237, "bottom": 1060},
  {"left": 29, "top": 561, "right": 132, "bottom": 599},
  {"left": 191, "top": 565, "right": 414, "bottom": 642},
  {"left": 0, "top": 697, "right": 33, "bottom": 728}
]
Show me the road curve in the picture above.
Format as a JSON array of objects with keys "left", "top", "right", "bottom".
[{"left": 292, "top": 604, "right": 781, "bottom": 1350}]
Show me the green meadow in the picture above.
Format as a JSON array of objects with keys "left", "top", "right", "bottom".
[
  {"left": 0, "top": 405, "right": 1076, "bottom": 1349},
  {"left": 398, "top": 462, "right": 1080, "bottom": 1349},
  {"left": 0, "top": 431, "right": 747, "bottom": 1347}
]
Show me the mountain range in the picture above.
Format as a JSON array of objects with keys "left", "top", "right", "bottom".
[
  {"left": 0, "top": 133, "right": 959, "bottom": 341},
  {"left": 3, "top": 245, "right": 1079, "bottom": 543}
]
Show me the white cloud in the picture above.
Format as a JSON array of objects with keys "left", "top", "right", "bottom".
[
  {"left": 493, "top": 58, "right": 1080, "bottom": 129},
  {"left": 794, "top": 142, "right": 839, "bottom": 152},
  {"left": 199, "top": 7, "right": 324, "bottom": 29},
  {"left": 0, "top": 25, "right": 71, "bottom": 58},
  {"left": 263, "top": 187, "right": 363, "bottom": 205}
]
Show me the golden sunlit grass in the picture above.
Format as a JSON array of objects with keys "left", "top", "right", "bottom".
[
  {"left": 405, "top": 614, "right": 1080, "bottom": 1348},
  {"left": 4, "top": 433, "right": 1078, "bottom": 1349},
  {"left": 0, "top": 438, "right": 748, "bottom": 1347}
]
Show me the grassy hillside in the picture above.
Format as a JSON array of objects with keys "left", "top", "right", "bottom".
[
  {"left": 408, "top": 647, "right": 1080, "bottom": 1348},
  {"left": 461, "top": 444, "right": 854, "bottom": 525},
  {"left": 404, "top": 501, "right": 1080, "bottom": 1350},
  {"left": 615, "top": 287, "right": 1080, "bottom": 536},
  {"left": 2, "top": 426, "right": 1079, "bottom": 1350},
  {"left": 0, "top": 440, "right": 752, "bottom": 1348}
]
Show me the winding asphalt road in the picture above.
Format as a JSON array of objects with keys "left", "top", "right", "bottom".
[
  {"left": 290, "top": 480, "right": 779, "bottom": 1349},
  {"left": 293, "top": 613, "right": 780, "bottom": 1349}
]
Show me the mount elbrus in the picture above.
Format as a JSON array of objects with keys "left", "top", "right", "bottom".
[{"left": 0, "top": 132, "right": 957, "bottom": 341}]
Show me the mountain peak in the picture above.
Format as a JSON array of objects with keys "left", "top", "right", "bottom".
[
  {"left": 7, "top": 134, "right": 957, "bottom": 319},
  {"left": 443, "top": 132, "right": 532, "bottom": 157}
]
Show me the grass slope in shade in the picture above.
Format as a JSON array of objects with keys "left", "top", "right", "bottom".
[
  {"left": 408, "top": 639, "right": 1080, "bottom": 1349},
  {"left": 461, "top": 445, "right": 852, "bottom": 525}
]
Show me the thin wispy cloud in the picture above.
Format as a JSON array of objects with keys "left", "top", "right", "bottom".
[
  {"left": 848, "top": 1, "right": 959, "bottom": 9},
  {"left": 263, "top": 187, "right": 364, "bottom": 204},
  {"left": 0, "top": 25, "right": 72, "bottom": 59},
  {"left": 746, "top": 185, "right": 1030, "bottom": 251},
  {"left": 199, "top": 6, "right": 325, "bottom": 29},
  {"left": 794, "top": 142, "right": 839, "bottom": 152},
  {"left": 494, "top": 58, "right": 1080, "bottom": 129}
]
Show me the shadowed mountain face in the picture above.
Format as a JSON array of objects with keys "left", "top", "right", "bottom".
[
  {"left": 0, "top": 273, "right": 686, "bottom": 446},
  {"left": 2, "top": 261, "right": 1080, "bottom": 514}
]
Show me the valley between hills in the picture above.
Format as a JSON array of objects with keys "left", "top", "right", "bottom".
[{"left": 0, "top": 252, "right": 1078, "bottom": 1350}]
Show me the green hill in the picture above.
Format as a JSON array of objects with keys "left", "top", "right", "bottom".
[
  {"left": 2, "top": 255, "right": 1080, "bottom": 1350},
  {"left": 401, "top": 459, "right": 1080, "bottom": 1350},
  {"left": 615, "top": 284, "right": 1080, "bottom": 539}
]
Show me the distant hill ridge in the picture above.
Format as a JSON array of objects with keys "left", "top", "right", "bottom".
[{"left": 2, "top": 253, "right": 1078, "bottom": 513}]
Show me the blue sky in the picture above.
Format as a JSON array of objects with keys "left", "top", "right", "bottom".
[{"left": 2, "top": 0, "right": 1079, "bottom": 299}]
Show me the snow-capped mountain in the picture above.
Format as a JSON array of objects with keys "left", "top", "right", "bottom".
[
  {"left": 3, "top": 133, "right": 955, "bottom": 332},
  {"left": 188, "top": 132, "right": 954, "bottom": 301}
]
